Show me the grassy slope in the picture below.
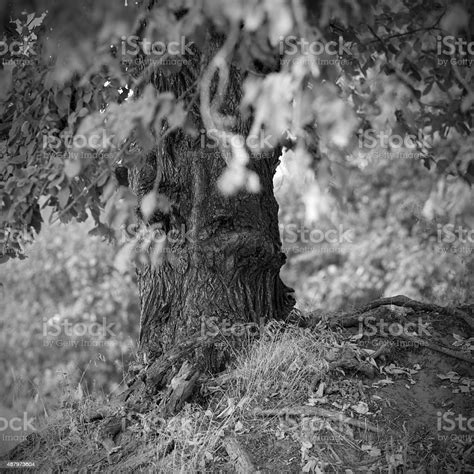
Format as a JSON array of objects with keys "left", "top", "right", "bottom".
[{"left": 3, "top": 320, "right": 473, "bottom": 473}]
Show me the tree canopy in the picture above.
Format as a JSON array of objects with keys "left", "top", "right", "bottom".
[{"left": 0, "top": 0, "right": 473, "bottom": 266}]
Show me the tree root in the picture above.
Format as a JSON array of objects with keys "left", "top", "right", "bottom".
[
  {"left": 301, "top": 295, "right": 474, "bottom": 365},
  {"left": 4, "top": 294, "right": 470, "bottom": 465},
  {"left": 328, "top": 346, "right": 377, "bottom": 379},
  {"left": 222, "top": 436, "right": 259, "bottom": 473},
  {"left": 158, "top": 360, "right": 201, "bottom": 417},
  {"left": 312, "top": 294, "right": 474, "bottom": 330},
  {"left": 252, "top": 407, "right": 382, "bottom": 433},
  {"left": 117, "top": 294, "right": 474, "bottom": 421},
  {"left": 389, "top": 333, "right": 474, "bottom": 364}
]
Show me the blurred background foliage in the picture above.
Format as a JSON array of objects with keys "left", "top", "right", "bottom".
[
  {"left": 1, "top": 145, "right": 472, "bottom": 414},
  {"left": 277, "top": 148, "right": 473, "bottom": 312},
  {"left": 0, "top": 214, "right": 139, "bottom": 415}
]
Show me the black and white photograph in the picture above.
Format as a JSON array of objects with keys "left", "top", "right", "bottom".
[{"left": 0, "top": 0, "right": 473, "bottom": 471}]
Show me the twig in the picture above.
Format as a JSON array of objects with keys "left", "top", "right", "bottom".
[
  {"left": 252, "top": 407, "right": 382, "bottom": 433},
  {"left": 355, "top": 295, "right": 474, "bottom": 330},
  {"left": 394, "top": 333, "right": 474, "bottom": 364},
  {"left": 363, "top": 9, "right": 445, "bottom": 46},
  {"left": 49, "top": 168, "right": 109, "bottom": 225},
  {"left": 364, "top": 26, "right": 442, "bottom": 45},
  {"left": 371, "top": 342, "right": 390, "bottom": 359}
]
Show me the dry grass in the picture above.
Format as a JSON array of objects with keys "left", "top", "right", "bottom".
[
  {"left": 224, "top": 322, "right": 332, "bottom": 408},
  {"left": 3, "top": 321, "right": 466, "bottom": 472}
]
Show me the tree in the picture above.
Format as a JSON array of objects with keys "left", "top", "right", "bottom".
[{"left": 1, "top": 0, "right": 472, "bottom": 397}]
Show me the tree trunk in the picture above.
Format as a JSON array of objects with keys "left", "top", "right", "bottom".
[{"left": 129, "top": 33, "right": 294, "bottom": 372}]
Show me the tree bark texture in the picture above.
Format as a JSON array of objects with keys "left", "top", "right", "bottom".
[{"left": 129, "top": 31, "right": 294, "bottom": 371}]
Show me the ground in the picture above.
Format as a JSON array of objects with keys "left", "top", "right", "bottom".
[{"left": 2, "top": 301, "right": 473, "bottom": 473}]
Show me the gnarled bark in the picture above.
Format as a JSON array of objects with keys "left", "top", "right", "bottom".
[{"left": 129, "top": 31, "right": 294, "bottom": 372}]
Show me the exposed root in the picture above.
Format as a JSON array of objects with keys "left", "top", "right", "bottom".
[
  {"left": 301, "top": 295, "right": 474, "bottom": 365},
  {"left": 308, "top": 294, "right": 474, "bottom": 330},
  {"left": 222, "top": 436, "right": 259, "bottom": 474},
  {"left": 159, "top": 360, "right": 201, "bottom": 417},
  {"left": 389, "top": 333, "right": 474, "bottom": 364},
  {"left": 252, "top": 407, "right": 382, "bottom": 434}
]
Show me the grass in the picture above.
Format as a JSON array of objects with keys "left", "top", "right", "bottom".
[
  {"left": 224, "top": 322, "right": 331, "bottom": 408},
  {"left": 2, "top": 320, "right": 471, "bottom": 472}
]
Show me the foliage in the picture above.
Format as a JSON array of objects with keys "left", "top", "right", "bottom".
[
  {"left": 0, "top": 218, "right": 138, "bottom": 412},
  {"left": 277, "top": 148, "right": 474, "bottom": 312},
  {"left": 0, "top": 0, "right": 472, "bottom": 267}
]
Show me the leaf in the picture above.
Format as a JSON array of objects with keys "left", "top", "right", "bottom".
[
  {"left": 141, "top": 191, "right": 157, "bottom": 220},
  {"left": 167, "top": 101, "right": 187, "bottom": 129},
  {"left": 266, "top": 1, "right": 293, "bottom": 45},
  {"left": 58, "top": 186, "right": 70, "bottom": 209},
  {"left": 114, "top": 241, "right": 135, "bottom": 273},
  {"left": 461, "top": 94, "right": 473, "bottom": 113},
  {"left": 352, "top": 401, "right": 369, "bottom": 414},
  {"left": 64, "top": 159, "right": 81, "bottom": 178},
  {"left": 361, "top": 444, "right": 381, "bottom": 457},
  {"left": 315, "top": 382, "right": 325, "bottom": 397},
  {"left": 234, "top": 420, "right": 244, "bottom": 432}
]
